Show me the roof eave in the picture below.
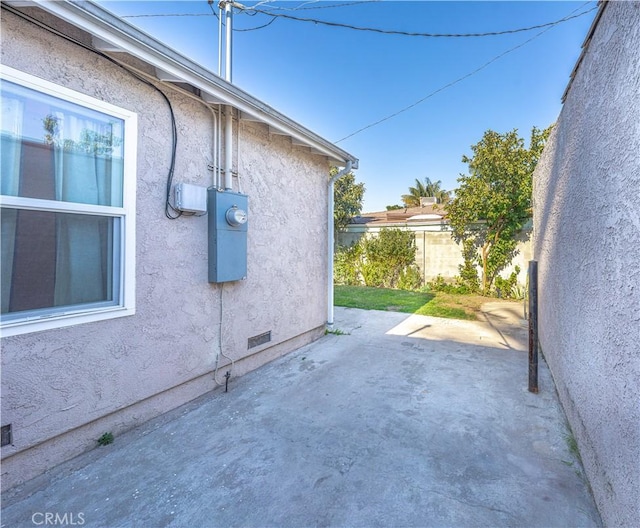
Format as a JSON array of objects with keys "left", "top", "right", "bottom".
[{"left": 9, "top": 0, "right": 357, "bottom": 168}]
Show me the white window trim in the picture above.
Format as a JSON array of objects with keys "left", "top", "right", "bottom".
[{"left": 0, "top": 66, "right": 137, "bottom": 337}]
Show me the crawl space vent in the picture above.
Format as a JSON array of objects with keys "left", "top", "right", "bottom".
[
  {"left": 1, "top": 424, "right": 12, "bottom": 447},
  {"left": 248, "top": 331, "right": 271, "bottom": 349}
]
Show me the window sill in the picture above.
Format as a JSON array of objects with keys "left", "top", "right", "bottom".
[{"left": 0, "top": 305, "right": 135, "bottom": 338}]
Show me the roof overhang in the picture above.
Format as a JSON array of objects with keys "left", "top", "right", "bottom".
[{"left": 3, "top": 0, "right": 358, "bottom": 169}]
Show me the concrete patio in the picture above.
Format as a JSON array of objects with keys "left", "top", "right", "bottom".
[{"left": 1, "top": 305, "right": 601, "bottom": 527}]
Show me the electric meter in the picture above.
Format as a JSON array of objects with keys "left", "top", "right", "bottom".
[
  {"left": 208, "top": 189, "right": 248, "bottom": 283},
  {"left": 226, "top": 206, "right": 248, "bottom": 227}
]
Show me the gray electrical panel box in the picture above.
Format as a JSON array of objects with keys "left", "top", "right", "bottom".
[{"left": 208, "top": 189, "right": 248, "bottom": 283}]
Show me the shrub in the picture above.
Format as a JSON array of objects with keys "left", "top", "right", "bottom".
[
  {"left": 334, "top": 244, "right": 361, "bottom": 285},
  {"left": 334, "top": 228, "right": 418, "bottom": 289},
  {"left": 493, "top": 266, "right": 521, "bottom": 299},
  {"left": 458, "top": 239, "right": 480, "bottom": 293},
  {"left": 398, "top": 265, "right": 423, "bottom": 291},
  {"left": 360, "top": 261, "right": 387, "bottom": 287},
  {"left": 427, "top": 275, "right": 474, "bottom": 294},
  {"left": 361, "top": 228, "right": 416, "bottom": 288}
]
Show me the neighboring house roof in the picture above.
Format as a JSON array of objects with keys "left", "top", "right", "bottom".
[
  {"left": 350, "top": 204, "right": 447, "bottom": 226},
  {"left": 3, "top": 0, "right": 358, "bottom": 169}
]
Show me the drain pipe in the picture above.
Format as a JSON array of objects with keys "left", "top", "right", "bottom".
[{"left": 327, "top": 161, "right": 353, "bottom": 328}]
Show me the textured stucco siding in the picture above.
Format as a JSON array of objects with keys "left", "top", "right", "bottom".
[
  {"left": 1, "top": 11, "right": 329, "bottom": 490},
  {"left": 533, "top": 3, "right": 640, "bottom": 526}
]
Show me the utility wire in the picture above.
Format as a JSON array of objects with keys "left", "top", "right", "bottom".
[
  {"left": 121, "top": 3, "right": 596, "bottom": 39},
  {"left": 235, "top": 16, "right": 277, "bottom": 31},
  {"left": 250, "top": 0, "right": 380, "bottom": 11},
  {"left": 239, "top": 4, "right": 598, "bottom": 38},
  {"left": 335, "top": 4, "right": 597, "bottom": 143},
  {"left": 207, "top": 0, "right": 219, "bottom": 20},
  {"left": 120, "top": 1, "right": 371, "bottom": 31},
  {"left": 3, "top": 3, "right": 183, "bottom": 219},
  {"left": 122, "top": 9, "right": 275, "bottom": 32},
  {"left": 122, "top": 1, "right": 377, "bottom": 17}
]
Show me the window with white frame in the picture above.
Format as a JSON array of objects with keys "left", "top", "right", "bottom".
[{"left": 1, "top": 67, "right": 136, "bottom": 336}]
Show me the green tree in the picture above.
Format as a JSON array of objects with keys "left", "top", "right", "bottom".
[
  {"left": 333, "top": 168, "right": 365, "bottom": 231},
  {"left": 401, "top": 178, "right": 450, "bottom": 207},
  {"left": 386, "top": 204, "right": 403, "bottom": 210},
  {"left": 446, "top": 126, "right": 551, "bottom": 293}
]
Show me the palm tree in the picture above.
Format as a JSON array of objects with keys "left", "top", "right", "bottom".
[{"left": 401, "top": 178, "right": 450, "bottom": 207}]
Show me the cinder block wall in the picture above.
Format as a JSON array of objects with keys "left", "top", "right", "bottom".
[
  {"left": 338, "top": 227, "right": 531, "bottom": 285},
  {"left": 533, "top": 3, "right": 640, "bottom": 526}
]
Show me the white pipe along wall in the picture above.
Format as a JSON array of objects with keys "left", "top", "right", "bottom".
[
  {"left": 327, "top": 161, "right": 353, "bottom": 328},
  {"left": 223, "top": 1, "right": 234, "bottom": 191}
]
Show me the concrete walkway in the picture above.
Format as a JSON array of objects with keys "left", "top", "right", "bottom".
[{"left": 2, "top": 305, "right": 601, "bottom": 527}]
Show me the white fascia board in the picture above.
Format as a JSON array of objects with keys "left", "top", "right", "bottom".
[
  {"left": 201, "top": 93, "right": 224, "bottom": 104},
  {"left": 24, "top": 0, "right": 358, "bottom": 169},
  {"left": 268, "top": 126, "right": 289, "bottom": 136},
  {"left": 154, "top": 67, "right": 183, "bottom": 83},
  {"left": 92, "top": 36, "right": 123, "bottom": 52}
]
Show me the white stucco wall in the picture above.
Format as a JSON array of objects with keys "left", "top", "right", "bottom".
[
  {"left": 1, "top": 10, "right": 331, "bottom": 490},
  {"left": 533, "top": 3, "right": 640, "bottom": 526}
]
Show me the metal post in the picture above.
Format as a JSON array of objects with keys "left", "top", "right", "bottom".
[
  {"left": 528, "top": 260, "right": 539, "bottom": 393},
  {"left": 224, "top": 1, "right": 233, "bottom": 82},
  {"left": 222, "top": 1, "right": 234, "bottom": 191}
]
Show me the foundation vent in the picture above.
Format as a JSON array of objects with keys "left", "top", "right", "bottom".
[
  {"left": 1, "top": 424, "right": 12, "bottom": 447},
  {"left": 248, "top": 331, "right": 271, "bottom": 349}
]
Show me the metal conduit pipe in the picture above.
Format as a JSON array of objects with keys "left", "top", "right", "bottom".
[
  {"left": 217, "top": 105, "right": 223, "bottom": 188},
  {"left": 207, "top": 105, "right": 219, "bottom": 188},
  {"left": 223, "top": 1, "right": 234, "bottom": 191},
  {"left": 327, "top": 160, "right": 353, "bottom": 328},
  {"left": 224, "top": 106, "right": 233, "bottom": 190},
  {"left": 72, "top": 49, "right": 223, "bottom": 190}
]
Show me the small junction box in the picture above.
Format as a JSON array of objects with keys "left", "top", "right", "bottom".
[{"left": 175, "top": 183, "right": 207, "bottom": 214}]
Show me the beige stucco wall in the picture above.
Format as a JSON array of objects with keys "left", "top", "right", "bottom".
[
  {"left": 533, "top": 2, "right": 640, "bottom": 526},
  {"left": 339, "top": 224, "right": 531, "bottom": 286},
  {"left": 1, "top": 10, "right": 330, "bottom": 490}
]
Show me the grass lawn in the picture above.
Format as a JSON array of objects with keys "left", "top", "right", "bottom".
[{"left": 334, "top": 285, "right": 493, "bottom": 320}]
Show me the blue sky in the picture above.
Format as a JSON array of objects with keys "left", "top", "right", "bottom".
[{"left": 100, "top": 1, "right": 597, "bottom": 212}]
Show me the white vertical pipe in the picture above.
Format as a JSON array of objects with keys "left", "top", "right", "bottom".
[
  {"left": 225, "top": 2, "right": 233, "bottom": 82},
  {"left": 327, "top": 161, "right": 352, "bottom": 328},
  {"left": 209, "top": 106, "right": 219, "bottom": 188},
  {"left": 217, "top": 1, "right": 223, "bottom": 77},
  {"left": 224, "top": 1, "right": 233, "bottom": 191},
  {"left": 224, "top": 108, "right": 233, "bottom": 190},
  {"left": 217, "top": 105, "right": 223, "bottom": 188}
]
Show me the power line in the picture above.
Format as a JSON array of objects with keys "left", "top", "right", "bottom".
[
  {"left": 120, "top": 3, "right": 596, "bottom": 39},
  {"left": 120, "top": 1, "right": 376, "bottom": 19},
  {"left": 235, "top": 16, "right": 277, "bottom": 32},
  {"left": 335, "top": 4, "right": 597, "bottom": 143},
  {"left": 251, "top": 1, "right": 380, "bottom": 12},
  {"left": 207, "top": 1, "right": 219, "bottom": 20},
  {"left": 240, "top": 4, "right": 598, "bottom": 39}
]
